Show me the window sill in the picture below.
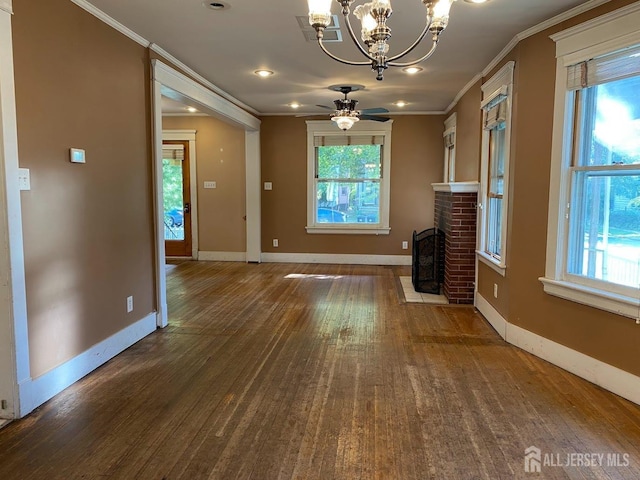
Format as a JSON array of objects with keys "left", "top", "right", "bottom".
[
  {"left": 306, "top": 225, "right": 391, "bottom": 235},
  {"left": 476, "top": 251, "right": 506, "bottom": 276},
  {"left": 539, "top": 277, "right": 640, "bottom": 320}
]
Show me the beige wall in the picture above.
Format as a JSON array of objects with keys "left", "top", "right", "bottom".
[
  {"left": 449, "top": 80, "right": 482, "bottom": 182},
  {"left": 465, "top": 0, "right": 640, "bottom": 377},
  {"left": 12, "top": 0, "right": 155, "bottom": 377},
  {"left": 162, "top": 116, "right": 246, "bottom": 253},
  {"left": 260, "top": 115, "right": 444, "bottom": 255}
]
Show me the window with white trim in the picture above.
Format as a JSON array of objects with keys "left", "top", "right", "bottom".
[
  {"left": 306, "top": 120, "right": 392, "bottom": 235},
  {"left": 542, "top": 5, "right": 640, "bottom": 320},
  {"left": 478, "top": 62, "right": 514, "bottom": 274},
  {"left": 443, "top": 113, "right": 456, "bottom": 183}
]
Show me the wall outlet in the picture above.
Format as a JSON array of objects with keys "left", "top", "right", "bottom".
[
  {"left": 264, "top": 182, "right": 273, "bottom": 190},
  {"left": 127, "top": 295, "right": 134, "bottom": 313},
  {"left": 402, "top": 241, "right": 408, "bottom": 250},
  {"left": 272, "top": 238, "right": 279, "bottom": 247},
  {"left": 493, "top": 284, "right": 498, "bottom": 298}
]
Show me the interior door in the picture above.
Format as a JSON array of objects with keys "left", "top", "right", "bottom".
[{"left": 163, "top": 140, "right": 192, "bottom": 257}]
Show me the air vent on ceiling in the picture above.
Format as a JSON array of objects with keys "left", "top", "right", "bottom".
[{"left": 296, "top": 15, "right": 342, "bottom": 43}]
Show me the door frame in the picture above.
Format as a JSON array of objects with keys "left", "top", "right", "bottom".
[
  {"left": 151, "top": 59, "right": 262, "bottom": 328},
  {"left": 162, "top": 132, "right": 198, "bottom": 259}
]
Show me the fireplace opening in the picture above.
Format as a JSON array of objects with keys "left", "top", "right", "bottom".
[{"left": 412, "top": 228, "right": 445, "bottom": 294}]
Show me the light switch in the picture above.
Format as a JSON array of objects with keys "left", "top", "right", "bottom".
[
  {"left": 204, "top": 181, "right": 217, "bottom": 189},
  {"left": 264, "top": 182, "right": 273, "bottom": 190},
  {"left": 70, "top": 148, "right": 86, "bottom": 164},
  {"left": 18, "top": 168, "right": 30, "bottom": 191}
]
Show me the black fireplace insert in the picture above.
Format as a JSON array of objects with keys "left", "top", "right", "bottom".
[{"left": 412, "top": 228, "right": 445, "bottom": 294}]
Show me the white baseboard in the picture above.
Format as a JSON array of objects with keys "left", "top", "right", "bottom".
[
  {"left": 475, "top": 293, "right": 640, "bottom": 406},
  {"left": 19, "top": 312, "right": 156, "bottom": 417},
  {"left": 198, "top": 251, "right": 247, "bottom": 262},
  {"left": 261, "top": 252, "right": 412, "bottom": 266}
]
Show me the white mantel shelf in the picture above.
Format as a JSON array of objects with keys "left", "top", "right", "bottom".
[{"left": 431, "top": 181, "right": 480, "bottom": 193}]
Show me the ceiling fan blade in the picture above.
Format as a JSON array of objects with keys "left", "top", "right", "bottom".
[
  {"left": 360, "top": 107, "right": 389, "bottom": 114},
  {"left": 315, "top": 104, "right": 334, "bottom": 110},
  {"left": 360, "top": 114, "right": 389, "bottom": 122}
]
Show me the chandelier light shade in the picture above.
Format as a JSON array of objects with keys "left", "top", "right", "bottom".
[{"left": 308, "top": 0, "right": 455, "bottom": 80}]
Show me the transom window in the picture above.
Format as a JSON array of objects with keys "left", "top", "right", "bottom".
[{"left": 306, "top": 121, "right": 392, "bottom": 235}]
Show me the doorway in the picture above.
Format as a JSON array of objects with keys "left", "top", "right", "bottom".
[{"left": 163, "top": 140, "right": 192, "bottom": 257}]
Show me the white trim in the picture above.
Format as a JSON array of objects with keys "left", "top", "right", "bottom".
[
  {"left": 475, "top": 293, "right": 640, "bottom": 406},
  {"left": 69, "top": 0, "right": 149, "bottom": 47},
  {"left": 153, "top": 60, "right": 260, "bottom": 132},
  {"left": 163, "top": 130, "right": 199, "bottom": 259},
  {"left": 431, "top": 181, "right": 479, "bottom": 193},
  {"left": 0, "top": 1, "right": 11, "bottom": 15},
  {"left": 478, "top": 62, "right": 514, "bottom": 269},
  {"left": 198, "top": 251, "right": 247, "bottom": 262},
  {"left": 305, "top": 226, "right": 391, "bottom": 235},
  {"left": 0, "top": 8, "right": 30, "bottom": 419},
  {"left": 20, "top": 313, "right": 156, "bottom": 416},
  {"left": 305, "top": 120, "right": 393, "bottom": 235},
  {"left": 261, "top": 252, "right": 412, "bottom": 266},
  {"left": 476, "top": 251, "right": 506, "bottom": 277},
  {"left": 149, "top": 44, "right": 259, "bottom": 117},
  {"left": 445, "top": 73, "right": 482, "bottom": 113},
  {"left": 245, "top": 130, "right": 262, "bottom": 263},
  {"left": 481, "top": 0, "right": 612, "bottom": 78},
  {"left": 543, "top": 7, "right": 640, "bottom": 320},
  {"left": 539, "top": 277, "right": 640, "bottom": 321}
]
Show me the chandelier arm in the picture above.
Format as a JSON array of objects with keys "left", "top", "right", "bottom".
[
  {"left": 388, "top": 40, "right": 438, "bottom": 68},
  {"left": 317, "top": 39, "right": 372, "bottom": 66},
  {"left": 386, "top": 17, "right": 432, "bottom": 63},
  {"left": 341, "top": 10, "right": 377, "bottom": 62}
]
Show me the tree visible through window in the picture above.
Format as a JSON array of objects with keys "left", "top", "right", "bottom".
[{"left": 316, "top": 144, "right": 382, "bottom": 224}]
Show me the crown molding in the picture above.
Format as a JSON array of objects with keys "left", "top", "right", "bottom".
[
  {"left": 482, "top": 0, "right": 612, "bottom": 78},
  {"left": 149, "top": 44, "right": 259, "bottom": 116},
  {"left": 69, "top": 0, "right": 149, "bottom": 47},
  {"left": 445, "top": 73, "right": 482, "bottom": 113},
  {"left": 551, "top": 1, "right": 640, "bottom": 43}
]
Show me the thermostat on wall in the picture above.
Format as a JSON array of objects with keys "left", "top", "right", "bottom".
[{"left": 70, "top": 148, "right": 86, "bottom": 164}]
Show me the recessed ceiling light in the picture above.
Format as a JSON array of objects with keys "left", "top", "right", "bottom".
[
  {"left": 464, "top": 0, "right": 489, "bottom": 3},
  {"left": 187, "top": 107, "right": 198, "bottom": 113},
  {"left": 202, "top": 1, "right": 229, "bottom": 10},
  {"left": 289, "top": 102, "right": 301, "bottom": 109},
  {"left": 402, "top": 66, "right": 423, "bottom": 74},
  {"left": 254, "top": 69, "right": 274, "bottom": 78},
  {"left": 394, "top": 101, "right": 408, "bottom": 107}
]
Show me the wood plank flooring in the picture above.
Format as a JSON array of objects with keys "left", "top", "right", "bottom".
[{"left": 0, "top": 261, "right": 639, "bottom": 479}]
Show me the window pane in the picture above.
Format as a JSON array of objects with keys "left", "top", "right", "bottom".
[
  {"left": 317, "top": 145, "right": 381, "bottom": 179},
  {"left": 486, "top": 196, "right": 502, "bottom": 258},
  {"left": 162, "top": 157, "right": 185, "bottom": 241},
  {"left": 568, "top": 172, "right": 640, "bottom": 288},
  {"left": 489, "top": 125, "right": 506, "bottom": 194},
  {"left": 316, "top": 181, "right": 380, "bottom": 224},
  {"left": 578, "top": 75, "right": 640, "bottom": 166}
]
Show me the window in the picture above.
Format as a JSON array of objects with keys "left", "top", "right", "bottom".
[
  {"left": 443, "top": 113, "right": 456, "bottom": 183},
  {"left": 478, "top": 62, "right": 514, "bottom": 274},
  {"left": 542, "top": 5, "right": 640, "bottom": 319},
  {"left": 306, "top": 120, "right": 392, "bottom": 234}
]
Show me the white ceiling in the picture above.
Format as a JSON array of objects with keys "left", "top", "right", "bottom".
[{"left": 85, "top": 0, "right": 596, "bottom": 115}]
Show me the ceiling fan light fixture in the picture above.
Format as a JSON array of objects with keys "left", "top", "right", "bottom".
[
  {"left": 307, "top": 0, "right": 456, "bottom": 81},
  {"left": 331, "top": 113, "right": 359, "bottom": 131}
]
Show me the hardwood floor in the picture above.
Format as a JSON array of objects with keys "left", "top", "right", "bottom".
[{"left": 0, "top": 261, "right": 639, "bottom": 479}]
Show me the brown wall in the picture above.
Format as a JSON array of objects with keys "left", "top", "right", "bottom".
[
  {"left": 450, "top": 80, "right": 482, "bottom": 182},
  {"left": 12, "top": 0, "right": 155, "bottom": 377},
  {"left": 260, "top": 115, "right": 445, "bottom": 255},
  {"left": 466, "top": 0, "right": 640, "bottom": 376},
  {"left": 162, "top": 116, "right": 246, "bottom": 253}
]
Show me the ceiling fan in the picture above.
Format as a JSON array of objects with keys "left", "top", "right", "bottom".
[{"left": 299, "top": 85, "right": 390, "bottom": 130}]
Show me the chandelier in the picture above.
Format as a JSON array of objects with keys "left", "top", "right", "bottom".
[{"left": 308, "top": 0, "right": 455, "bottom": 81}]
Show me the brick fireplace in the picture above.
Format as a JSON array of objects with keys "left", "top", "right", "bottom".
[{"left": 432, "top": 182, "right": 479, "bottom": 304}]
